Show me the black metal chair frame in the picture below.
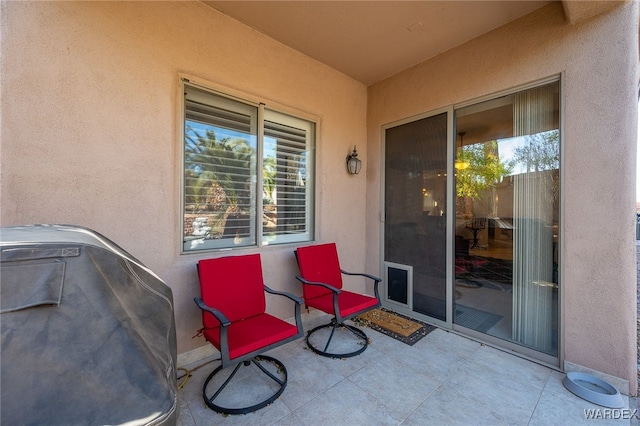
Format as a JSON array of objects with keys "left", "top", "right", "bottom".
[
  {"left": 194, "top": 285, "right": 303, "bottom": 415},
  {"left": 466, "top": 217, "right": 487, "bottom": 249},
  {"left": 295, "top": 270, "right": 381, "bottom": 359}
]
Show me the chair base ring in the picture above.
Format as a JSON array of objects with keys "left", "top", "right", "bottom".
[
  {"left": 202, "top": 355, "right": 287, "bottom": 415},
  {"left": 306, "top": 321, "right": 369, "bottom": 359}
]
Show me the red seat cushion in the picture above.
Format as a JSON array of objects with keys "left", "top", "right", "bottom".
[
  {"left": 305, "top": 290, "right": 379, "bottom": 318},
  {"left": 203, "top": 314, "right": 299, "bottom": 360}
]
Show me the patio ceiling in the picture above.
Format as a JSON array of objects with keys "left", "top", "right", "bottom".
[{"left": 202, "top": 1, "right": 555, "bottom": 85}]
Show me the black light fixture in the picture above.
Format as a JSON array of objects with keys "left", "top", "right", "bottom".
[{"left": 346, "top": 145, "right": 362, "bottom": 175}]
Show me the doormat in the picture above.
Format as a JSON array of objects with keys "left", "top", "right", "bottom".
[{"left": 354, "top": 308, "right": 436, "bottom": 346}]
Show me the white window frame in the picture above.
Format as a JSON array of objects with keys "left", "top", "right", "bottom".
[{"left": 180, "top": 80, "right": 315, "bottom": 253}]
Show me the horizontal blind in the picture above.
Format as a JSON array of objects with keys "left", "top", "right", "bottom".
[
  {"left": 185, "top": 100, "right": 253, "bottom": 134},
  {"left": 264, "top": 119, "right": 311, "bottom": 240}
]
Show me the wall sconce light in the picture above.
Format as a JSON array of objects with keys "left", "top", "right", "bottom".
[{"left": 346, "top": 145, "right": 362, "bottom": 175}]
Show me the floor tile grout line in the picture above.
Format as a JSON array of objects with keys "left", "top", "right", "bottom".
[
  {"left": 398, "top": 381, "right": 446, "bottom": 425},
  {"left": 282, "top": 375, "right": 349, "bottom": 424},
  {"left": 342, "top": 354, "right": 413, "bottom": 425},
  {"left": 416, "top": 338, "right": 480, "bottom": 418},
  {"left": 394, "top": 341, "right": 487, "bottom": 425},
  {"left": 524, "top": 366, "right": 554, "bottom": 426}
]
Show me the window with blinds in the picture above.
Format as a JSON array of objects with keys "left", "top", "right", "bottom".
[
  {"left": 263, "top": 113, "right": 314, "bottom": 245},
  {"left": 182, "top": 83, "right": 314, "bottom": 252}
]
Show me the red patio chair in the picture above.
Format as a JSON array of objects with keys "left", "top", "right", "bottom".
[
  {"left": 194, "top": 253, "right": 304, "bottom": 415},
  {"left": 295, "top": 243, "right": 381, "bottom": 358}
]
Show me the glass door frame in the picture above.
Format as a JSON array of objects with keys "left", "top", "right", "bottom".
[{"left": 379, "top": 76, "right": 562, "bottom": 367}]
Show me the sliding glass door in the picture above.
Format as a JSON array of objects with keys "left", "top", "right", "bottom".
[{"left": 383, "top": 79, "right": 560, "bottom": 361}]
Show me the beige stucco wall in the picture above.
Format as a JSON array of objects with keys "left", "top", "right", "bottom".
[
  {"left": 366, "top": 2, "right": 639, "bottom": 392},
  {"left": 0, "top": 1, "right": 368, "bottom": 355}
]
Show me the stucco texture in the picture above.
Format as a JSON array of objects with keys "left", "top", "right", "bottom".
[
  {"left": 0, "top": 1, "right": 368, "bottom": 355},
  {"left": 366, "top": 2, "right": 639, "bottom": 393}
]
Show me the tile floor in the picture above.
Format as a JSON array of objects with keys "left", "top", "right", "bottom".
[{"left": 177, "top": 312, "right": 634, "bottom": 426}]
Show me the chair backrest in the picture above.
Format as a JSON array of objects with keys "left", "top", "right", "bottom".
[
  {"left": 197, "top": 254, "right": 266, "bottom": 329},
  {"left": 295, "top": 243, "right": 343, "bottom": 301}
]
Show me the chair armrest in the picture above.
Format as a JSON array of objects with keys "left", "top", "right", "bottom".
[
  {"left": 296, "top": 275, "right": 346, "bottom": 323},
  {"left": 295, "top": 275, "right": 342, "bottom": 294},
  {"left": 193, "top": 297, "right": 232, "bottom": 366},
  {"left": 264, "top": 285, "right": 304, "bottom": 305},
  {"left": 340, "top": 270, "right": 382, "bottom": 302},
  {"left": 264, "top": 285, "right": 305, "bottom": 338},
  {"left": 193, "top": 297, "right": 231, "bottom": 327},
  {"left": 341, "top": 269, "right": 382, "bottom": 283}
]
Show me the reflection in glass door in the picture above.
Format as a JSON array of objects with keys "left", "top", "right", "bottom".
[
  {"left": 384, "top": 112, "right": 448, "bottom": 322},
  {"left": 454, "top": 81, "right": 560, "bottom": 357}
]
